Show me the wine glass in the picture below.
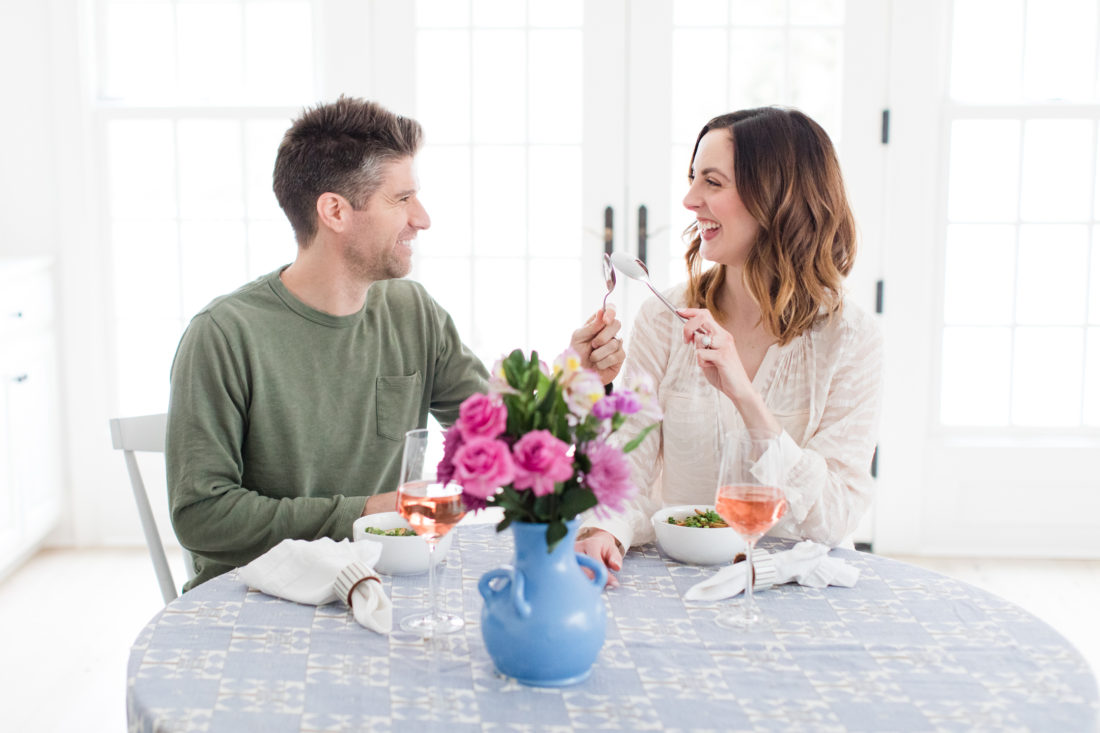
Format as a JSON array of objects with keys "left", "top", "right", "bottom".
[
  {"left": 713, "top": 430, "right": 788, "bottom": 629},
  {"left": 397, "top": 428, "right": 468, "bottom": 636}
]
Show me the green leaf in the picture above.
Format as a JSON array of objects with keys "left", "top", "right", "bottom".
[
  {"left": 559, "top": 486, "right": 598, "bottom": 519},
  {"left": 545, "top": 519, "right": 568, "bottom": 553},
  {"left": 495, "top": 515, "right": 513, "bottom": 533},
  {"left": 622, "top": 422, "right": 659, "bottom": 453}
]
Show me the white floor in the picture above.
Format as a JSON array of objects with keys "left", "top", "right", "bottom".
[{"left": 1, "top": 546, "right": 1097, "bottom": 733}]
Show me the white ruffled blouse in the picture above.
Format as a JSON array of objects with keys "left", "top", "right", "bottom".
[{"left": 585, "top": 286, "right": 884, "bottom": 550}]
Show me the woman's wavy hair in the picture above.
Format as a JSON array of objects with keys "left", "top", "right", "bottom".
[{"left": 684, "top": 107, "right": 856, "bottom": 345}]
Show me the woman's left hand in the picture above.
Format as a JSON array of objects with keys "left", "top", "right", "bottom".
[{"left": 678, "top": 308, "right": 752, "bottom": 400}]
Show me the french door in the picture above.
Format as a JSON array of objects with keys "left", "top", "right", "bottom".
[{"left": 90, "top": 0, "right": 889, "bottom": 545}]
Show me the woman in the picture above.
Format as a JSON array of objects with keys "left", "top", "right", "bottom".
[{"left": 577, "top": 107, "right": 883, "bottom": 584}]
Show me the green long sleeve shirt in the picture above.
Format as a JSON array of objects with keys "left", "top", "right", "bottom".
[{"left": 166, "top": 268, "right": 488, "bottom": 590}]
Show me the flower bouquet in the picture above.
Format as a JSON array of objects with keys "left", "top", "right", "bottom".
[{"left": 437, "top": 348, "right": 659, "bottom": 551}]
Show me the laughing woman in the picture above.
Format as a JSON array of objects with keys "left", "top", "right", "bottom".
[{"left": 576, "top": 107, "right": 884, "bottom": 583}]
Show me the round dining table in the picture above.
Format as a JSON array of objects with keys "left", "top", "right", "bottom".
[{"left": 127, "top": 524, "right": 1098, "bottom": 732}]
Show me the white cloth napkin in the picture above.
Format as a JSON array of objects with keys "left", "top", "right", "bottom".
[
  {"left": 684, "top": 540, "right": 860, "bottom": 601},
  {"left": 238, "top": 537, "right": 393, "bottom": 633}
]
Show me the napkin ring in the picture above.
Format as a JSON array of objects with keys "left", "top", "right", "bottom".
[
  {"left": 751, "top": 552, "right": 778, "bottom": 591},
  {"left": 334, "top": 561, "right": 380, "bottom": 607}
]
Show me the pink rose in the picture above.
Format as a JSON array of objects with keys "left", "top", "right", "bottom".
[
  {"left": 456, "top": 393, "right": 508, "bottom": 441},
  {"left": 453, "top": 437, "right": 514, "bottom": 500},
  {"left": 581, "top": 441, "right": 635, "bottom": 516},
  {"left": 511, "top": 430, "right": 574, "bottom": 497}
]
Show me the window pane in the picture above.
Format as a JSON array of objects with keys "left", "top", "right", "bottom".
[
  {"left": 941, "top": 327, "right": 1011, "bottom": 425},
  {"left": 115, "top": 317, "right": 184, "bottom": 415},
  {"left": 950, "top": 0, "right": 1023, "bottom": 103},
  {"left": 244, "top": 1, "right": 314, "bottom": 105},
  {"left": 110, "top": 219, "right": 181, "bottom": 320},
  {"left": 472, "top": 30, "right": 526, "bottom": 144},
  {"left": 178, "top": 120, "right": 244, "bottom": 220},
  {"left": 529, "top": 30, "right": 582, "bottom": 144},
  {"left": 674, "top": 0, "right": 728, "bottom": 26},
  {"left": 177, "top": 2, "right": 243, "bottom": 103},
  {"left": 789, "top": 0, "right": 844, "bottom": 25},
  {"left": 244, "top": 119, "right": 289, "bottom": 221},
  {"left": 527, "top": 257, "right": 582, "bottom": 355},
  {"left": 1020, "top": 119, "right": 1092, "bottom": 222},
  {"left": 789, "top": 29, "right": 843, "bottom": 140},
  {"left": 943, "top": 224, "right": 1016, "bottom": 325},
  {"left": 673, "top": 30, "right": 728, "bottom": 145},
  {"left": 1091, "top": 231, "right": 1100, "bottom": 324},
  {"left": 529, "top": 146, "right": 581, "bottom": 257},
  {"left": 1012, "top": 327, "right": 1083, "bottom": 426},
  {"left": 472, "top": 258, "right": 527, "bottom": 364},
  {"left": 472, "top": 146, "right": 526, "bottom": 256},
  {"left": 529, "top": 0, "right": 582, "bottom": 27},
  {"left": 417, "top": 30, "right": 472, "bottom": 144},
  {"left": 729, "top": 30, "right": 784, "bottom": 113},
  {"left": 108, "top": 120, "right": 176, "bottom": 220},
  {"left": 1024, "top": 0, "right": 1096, "bottom": 103},
  {"left": 247, "top": 219, "right": 294, "bottom": 279},
  {"left": 417, "top": 0, "right": 469, "bottom": 27},
  {"left": 1016, "top": 225, "right": 1088, "bottom": 324},
  {"left": 179, "top": 220, "right": 248, "bottom": 318},
  {"left": 417, "top": 256, "right": 473, "bottom": 334},
  {"left": 947, "top": 120, "right": 1020, "bottom": 222},
  {"left": 101, "top": 1, "right": 175, "bottom": 102},
  {"left": 1086, "top": 328, "right": 1100, "bottom": 425},
  {"left": 730, "top": 0, "right": 784, "bottom": 25},
  {"left": 417, "top": 145, "right": 472, "bottom": 258},
  {"left": 473, "top": 0, "right": 525, "bottom": 27}
]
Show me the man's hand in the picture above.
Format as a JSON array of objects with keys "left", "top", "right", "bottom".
[
  {"left": 362, "top": 491, "right": 398, "bottom": 516},
  {"left": 571, "top": 307, "right": 624, "bottom": 385},
  {"left": 575, "top": 527, "right": 623, "bottom": 588}
]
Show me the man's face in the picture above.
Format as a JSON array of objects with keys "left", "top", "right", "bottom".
[{"left": 342, "top": 156, "right": 430, "bottom": 282}]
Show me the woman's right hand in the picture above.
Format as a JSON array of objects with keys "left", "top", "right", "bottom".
[{"left": 575, "top": 527, "right": 623, "bottom": 588}]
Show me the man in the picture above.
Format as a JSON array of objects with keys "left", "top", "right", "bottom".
[{"left": 167, "top": 97, "right": 622, "bottom": 590}]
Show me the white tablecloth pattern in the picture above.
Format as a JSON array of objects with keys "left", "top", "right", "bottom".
[{"left": 127, "top": 525, "right": 1099, "bottom": 732}]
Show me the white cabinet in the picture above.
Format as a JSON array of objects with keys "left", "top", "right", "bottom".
[{"left": 0, "top": 258, "right": 62, "bottom": 581}]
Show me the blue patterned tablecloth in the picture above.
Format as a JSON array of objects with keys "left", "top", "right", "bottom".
[{"left": 127, "top": 525, "right": 1098, "bottom": 732}]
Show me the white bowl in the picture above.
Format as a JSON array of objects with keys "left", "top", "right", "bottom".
[
  {"left": 352, "top": 512, "right": 454, "bottom": 575},
  {"left": 651, "top": 504, "right": 746, "bottom": 566}
]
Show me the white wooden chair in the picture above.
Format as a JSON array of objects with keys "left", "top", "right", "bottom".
[{"left": 109, "top": 413, "right": 194, "bottom": 604}]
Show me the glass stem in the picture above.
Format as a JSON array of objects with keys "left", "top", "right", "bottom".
[
  {"left": 426, "top": 541, "right": 438, "bottom": 630},
  {"left": 742, "top": 539, "right": 756, "bottom": 622}
]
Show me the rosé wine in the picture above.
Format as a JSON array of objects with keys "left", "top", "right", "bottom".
[
  {"left": 715, "top": 484, "right": 787, "bottom": 541},
  {"left": 397, "top": 481, "right": 467, "bottom": 542}
]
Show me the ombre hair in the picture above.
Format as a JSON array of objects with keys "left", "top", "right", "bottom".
[{"left": 683, "top": 107, "right": 856, "bottom": 345}]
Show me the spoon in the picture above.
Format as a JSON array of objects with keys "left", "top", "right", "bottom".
[
  {"left": 601, "top": 252, "right": 616, "bottom": 312},
  {"left": 609, "top": 252, "right": 712, "bottom": 348}
]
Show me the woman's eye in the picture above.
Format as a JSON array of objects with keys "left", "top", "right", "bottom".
[{"left": 706, "top": 178, "right": 720, "bottom": 187}]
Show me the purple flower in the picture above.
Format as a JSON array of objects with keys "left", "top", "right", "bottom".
[
  {"left": 592, "top": 396, "right": 617, "bottom": 421},
  {"left": 610, "top": 390, "right": 641, "bottom": 415},
  {"left": 456, "top": 393, "right": 508, "bottom": 441},
  {"left": 436, "top": 424, "right": 464, "bottom": 486},
  {"left": 580, "top": 441, "right": 635, "bottom": 516},
  {"left": 453, "top": 438, "right": 515, "bottom": 501},
  {"left": 511, "top": 430, "right": 574, "bottom": 497}
]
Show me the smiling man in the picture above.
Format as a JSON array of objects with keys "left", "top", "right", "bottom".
[{"left": 166, "top": 97, "right": 623, "bottom": 591}]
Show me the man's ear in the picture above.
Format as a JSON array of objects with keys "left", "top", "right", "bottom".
[{"left": 316, "top": 192, "right": 352, "bottom": 233}]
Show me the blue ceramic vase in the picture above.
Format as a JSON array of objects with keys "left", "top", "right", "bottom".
[{"left": 478, "top": 519, "right": 608, "bottom": 686}]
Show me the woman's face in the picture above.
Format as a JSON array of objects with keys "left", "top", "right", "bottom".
[{"left": 682, "top": 129, "right": 759, "bottom": 267}]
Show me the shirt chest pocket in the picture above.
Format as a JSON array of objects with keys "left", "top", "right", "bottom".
[{"left": 376, "top": 373, "right": 423, "bottom": 441}]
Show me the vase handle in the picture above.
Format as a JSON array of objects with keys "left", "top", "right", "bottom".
[
  {"left": 478, "top": 566, "right": 532, "bottom": 619},
  {"left": 574, "top": 553, "right": 608, "bottom": 589}
]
